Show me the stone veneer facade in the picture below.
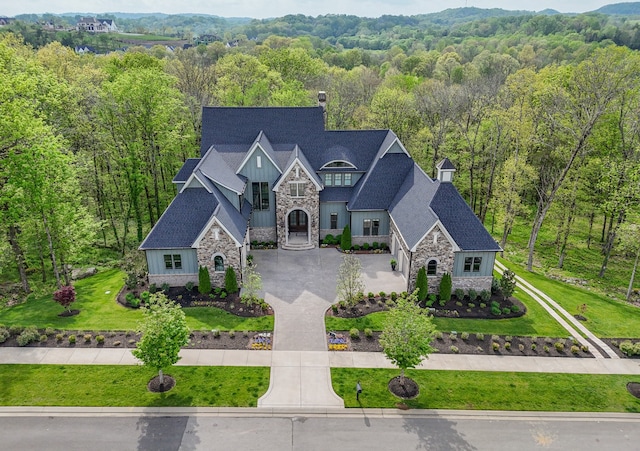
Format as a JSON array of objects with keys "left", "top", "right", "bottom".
[
  {"left": 275, "top": 162, "right": 320, "bottom": 247},
  {"left": 249, "top": 227, "right": 277, "bottom": 244},
  {"left": 148, "top": 273, "right": 197, "bottom": 287},
  {"left": 196, "top": 220, "right": 242, "bottom": 288},
  {"left": 409, "top": 223, "right": 455, "bottom": 293}
]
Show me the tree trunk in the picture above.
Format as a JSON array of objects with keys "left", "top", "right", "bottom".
[
  {"left": 599, "top": 211, "right": 625, "bottom": 277},
  {"left": 43, "top": 214, "right": 62, "bottom": 288},
  {"left": 627, "top": 245, "right": 640, "bottom": 301},
  {"left": 7, "top": 225, "right": 30, "bottom": 293},
  {"left": 159, "top": 369, "right": 164, "bottom": 385},
  {"left": 587, "top": 211, "right": 595, "bottom": 249}
]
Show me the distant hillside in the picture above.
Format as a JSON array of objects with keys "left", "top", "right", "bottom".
[
  {"left": 416, "top": 7, "right": 535, "bottom": 26},
  {"left": 595, "top": 2, "right": 640, "bottom": 14}
]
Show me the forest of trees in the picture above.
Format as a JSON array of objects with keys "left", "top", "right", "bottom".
[{"left": 2, "top": 8, "right": 640, "bottom": 301}]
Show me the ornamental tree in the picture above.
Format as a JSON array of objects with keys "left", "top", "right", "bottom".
[
  {"left": 500, "top": 269, "right": 516, "bottom": 300},
  {"left": 53, "top": 285, "right": 76, "bottom": 313},
  {"left": 198, "top": 266, "right": 211, "bottom": 294},
  {"left": 241, "top": 262, "right": 263, "bottom": 306},
  {"left": 439, "top": 272, "right": 452, "bottom": 303},
  {"left": 225, "top": 266, "right": 239, "bottom": 293},
  {"left": 336, "top": 254, "right": 365, "bottom": 307},
  {"left": 379, "top": 290, "right": 437, "bottom": 385},
  {"left": 340, "top": 224, "right": 352, "bottom": 251},
  {"left": 132, "top": 293, "right": 190, "bottom": 385},
  {"left": 415, "top": 266, "right": 428, "bottom": 302}
]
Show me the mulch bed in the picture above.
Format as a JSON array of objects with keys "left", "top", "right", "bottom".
[
  {"left": 601, "top": 339, "right": 640, "bottom": 359},
  {"left": 388, "top": 376, "right": 419, "bottom": 399},
  {"left": 326, "top": 294, "right": 526, "bottom": 320},
  {"left": 341, "top": 331, "right": 595, "bottom": 357},
  {"left": 627, "top": 382, "right": 640, "bottom": 399},
  {"left": 147, "top": 375, "right": 176, "bottom": 393}
]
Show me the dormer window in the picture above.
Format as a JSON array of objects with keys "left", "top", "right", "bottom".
[{"left": 321, "top": 160, "right": 356, "bottom": 170}]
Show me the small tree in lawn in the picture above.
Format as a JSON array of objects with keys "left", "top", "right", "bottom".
[
  {"left": 132, "top": 293, "right": 190, "bottom": 386},
  {"left": 336, "top": 254, "right": 365, "bottom": 307},
  {"left": 439, "top": 272, "right": 452, "bottom": 305},
  {"left": 198, "top": 266, "right": 211, "bottom": 294},
  {"left": 415, "top": 266, "right": 428, "bottom": 302},
  {"left": 225, "top": 266, "right": 239, "bottom": 294},
  {"left": 53, "top": 285, "right": 76, "bottom": 313},
  {"left": 379, "top": 290, "right": 436, "bottom": 387},
  {"left": 500, "top": 269, "right": 516, "bottom": 300},
  {"left": 241, "top": 262, "right": 262, "bottom": 306},
  {"left": 340, "top": 224, "right": 352, "bottom": 251}
]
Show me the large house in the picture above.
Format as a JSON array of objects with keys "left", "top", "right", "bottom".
[
  {"left": 140, "top": 99, "right": 501, "bottom": 293},
  {"left": 77, "top": 17, "right": 118, "bottom": 33}
]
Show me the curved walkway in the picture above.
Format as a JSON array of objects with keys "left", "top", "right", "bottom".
[{"left": 494, "top": 260, "right": 618, "bottom": 359}]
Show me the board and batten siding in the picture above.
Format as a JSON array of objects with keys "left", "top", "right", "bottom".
[
  {"left": 452, "top": 251, "right": 495, "bottom": 278},
  {"left": 350, "top": 211, "right": 390, "bottom": 236},
  {"left": 146, "top": 249, "right": 198, "bottom": 275},
  {"left": 319, "top": 202, "right": 349, "bottom": 229},
  {"left": 239, "top": 147, "right": 280, "bottom": 228}
]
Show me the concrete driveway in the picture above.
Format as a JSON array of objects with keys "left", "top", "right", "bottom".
[{"left": 252, "top": 247, "right": 406, "bottom": 408}]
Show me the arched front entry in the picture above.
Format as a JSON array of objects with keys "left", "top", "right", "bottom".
[{"left": 286, "top": 209, "right": 311, "bottom": 247}]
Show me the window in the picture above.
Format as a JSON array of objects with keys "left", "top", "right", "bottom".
[
  {"left": 289, "top": 182, "right": 305, "bottom": 197},
  {"left": 252, "top": 182, "right": 269, "bottom": 210},
  {"left": 325, "top": 173, "right": 333, "bottom": 186},
  {"left": 464, "top": 256, "right": 482, "bottom": 273},
  {"left": 363, "top": 219, "right": 380, "bottom": 236},
  {"left": 164, "top": 254, "right": 182, "bottom": 270},
  {"left": 427, "top": 259, "right": 437, "bottom": 275},
  {"left": 321, "top": 160, "right": 356, "bottom": 169},
  {"left": 344, "top": 173, "right": 352, "bottom": 186},
  {"left": 334, "top": 173, "right": 342, "bottom": 186},
  {"left": 256, "top": 155, "right": 262, "bottom": 168},
  {"left": 330, "top": 213, "right": 338, "bottom": 229},
  {"left": 214, "top": 255, "right": 224, "bottom": 272}
]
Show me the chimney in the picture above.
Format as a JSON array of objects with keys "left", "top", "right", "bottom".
[
  {"left": 318, "top": 91, "right": 327, "bottom": 127},
  {"left": 436, "top": 157, "right": 456, "bottom": 183}
]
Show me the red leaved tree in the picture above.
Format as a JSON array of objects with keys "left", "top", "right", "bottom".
[{"left": 53, "top": 285, "right": 76, "bottom": 312}]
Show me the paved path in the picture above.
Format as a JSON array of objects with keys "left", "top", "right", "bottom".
[
  {"left": 2, "top": 348, "right": 639, "bottom": 375},
  {"left": 494, "top": 260, "right": 618, "bottom": 359},
  {"left": 253, "top": 248, "right": 405, "bottom": 408}
]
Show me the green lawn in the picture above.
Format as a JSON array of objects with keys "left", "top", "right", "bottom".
[
  {"left": 332, "top": 368, "right": 640, "bottom": 412},
  {"left": 0, "top": 269, "right": 273, "bottom": 332},
  {"left": 0, "top": 365, "right": 269, "bottom": 407},
  {"left": 326, "top": 287, "right": 567, "bottom": 337},
  {"left": 500, "top": 258, "right": 640, "bottom": 338}
]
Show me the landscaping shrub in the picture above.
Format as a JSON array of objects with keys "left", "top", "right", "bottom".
[
  {"left": 480, "top": 290, "right": 491, "bottom": 302},
  {"left": 68, "top": 335, "right": 76, "bottom": 344},
  {"left": 56, "top": 333, "right": 64, "bottom": 342},
  {"left": 426, "top": 294, "right": 436, "bottom": 307},
  {"left": 225, "top": 266, "right": 239, "bottom": 294},
  {"left": 571, "top": 345, "right": 580, "bottom": 355},
  {"left": 149, "top": 284, "right": 157, "bottom": 294},
  {"left": 475, "top": 333, "right": 484, "bottom": 341},
  {"left": 491, "top": 306, "right": 502, "bottom": 316},
  {"left": 468, "top": 303, "right": 475, "bottom": 308},
  {"left": 372, "top": 241, "right": 379, "bottom": 249},
  {"left": 96, "top": 335, "right": 105, "bottom": 344},
  {"left": 378, "top": 291, "right": 386, "bottom": 299},
  {"left": 439, "top": 272, "right": 452, "bottom": 303},
  {"left": 492, "top": 342, "right": 500, "bottom": 351},
  {"left": 185, "top": 281, "right": 195, "bottom": 292},
  {"left": 519, "top": 344, "right": 525, "bottom": 352},
  {"left": 390, "top": 291, "right": 397, "bottom": 301},
  {"left": 323, "top": 234, "right": 334, "bottom": 245},
  {"left": 212, "top": 329, "right": 220, "bottom": 338},
  {"left": 531, "top": 343, "right": 537, "bottom": 351},
  {"left": 161, "top": 283, "right": 170, "bottom": 293},
  {"left": 619, "top": 340, "right": 640, "bottom": 356},
  {"left": 505, "top": 335, "right": 512, "bottom": 342},
  {"left": 44, "top": 327, "right": 55, "bottom": 336},
  {"left": 454, "top": 288, "right": 465, "bottom": 300},
  {"left": 500, "top": 270, "right": 516, "bottom": 300},
  {"left": 362, "top": 243, "right": 370, "bottom": 250},
  {"left": 510, "top": 305, "right": 520, "bottom": 314},
  {"left": 113, "top": 341, "right": 121, "bottom": 346},
  {"left": 491, "top": 335, "right": 500, "bottom": 342},
  {"left": 581, "top": 345, "right": 589, "bottom": 352},
  {"left": 544, "top": 345, "right": 550, "bottom": 353},
  {"left": 364, "top": 328, "right": 373, "bottom": 338},
  {"left": 228, "top": 330, "right": 236, "bottom": 338},
  {"left": 349, "top": 328, "right": 360, "bottom": 339},
  {"left": 416, "top": 266, "right": 428, "bottom": 302},
  {"left": 504, "top": 342, "right": 511, "bottom": 350},
  {"left": 491, "top": 277, "right": 501, "bottom": 295},
  {"left": 140, "top": 291, "right": 150, "bottom": 303},
  {"left": 331, "top": 304, "right": 338, "bottom": 313},
  {"left": 39, "top": 334, "right": 47, "bottom": 342},
  {"left": 449, "top": 331, "right": 457, "bottom": 341},
  {"left": 435, "top": 331, "right": 444, "bottom": 340},
  {"left": 198, "top": 266, "right": 211, "bottom": 294},
  {"left": 450, "top": 346, "right": 459, "bottom": 353},
  {"left": 455, "top": 301, "right": 463, "bottom": 307},
  {"left": 353, "top": 244, "right": 360, "bottom": 251},
  {"left": 340, "top": 225, "right": 352, "bottom": 251},
  {"left": 17, "top": 326, "right": 39, "bottom": 347},
  {"left": 467, "top": 289, "right": 477, "bottom": 301},
  {"left": 502, "top": 307, "right": 511, "bottom": 315},
  {"left": 461, "top": 332, "right": 469, "bottom": 341},
  {"left": 84, "top": 334, "right": 92, "bottom": 343},
  {"left": 554, "top": 341, "right": 565, "bottom": 352},
  {"left": 368, "top": 292, "right": 375, "bottom": 300},
  {"left": 0, "top": 327, "right": 9, "bottom": 344}
]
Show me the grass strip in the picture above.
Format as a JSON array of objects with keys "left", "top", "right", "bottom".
[
  {"left": 332, "top": 368, "right": 640, "bottom": 412},
  {"left": 0, "top": 365, "right": 269, "bottom": 407}
]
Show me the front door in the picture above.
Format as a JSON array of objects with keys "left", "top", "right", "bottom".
[{"left": 288, "top": 210, "right": 308, "bottom": 233}]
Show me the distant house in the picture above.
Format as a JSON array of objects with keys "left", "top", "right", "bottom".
[
  {"left": 140, "top": 95, "right": 501, "bottom": 293},
  {"left": 77, "top": 17, "right": 118, "bottom": 33},
  {"left": 0, "top": 17, "right": 14, "bottom": 26},
  {"left": 74, "top": 45, "right": 96, "bottom": 54}
]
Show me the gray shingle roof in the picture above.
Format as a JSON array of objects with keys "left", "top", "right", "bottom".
[
  {"left": 139, "top": 188, "right": 218, "bottom": 250},
  {"left": 173, "top": 158, "right": 200, "bottom": 183},
  {"left": 389, "top": 166, "right": 440, "bottom": 250},
  {"left": 196, "top": 146, "right": 246, "bottom": 194},
  {"left": 431, "top": 183, "right": 501, "bottom": 251},
  {"left": 436, "top": 157, "right": 456, "bottom": 170},
  {"left": 320, "top": 187, "right": 353, "bottom": 202}
]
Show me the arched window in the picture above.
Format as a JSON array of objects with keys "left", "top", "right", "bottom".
[
  {"left": 427, "top": 259, "right": 437, "bottom": 275},
  {"left": 214, "top": 255, "right": 225, "bottom": 272}
]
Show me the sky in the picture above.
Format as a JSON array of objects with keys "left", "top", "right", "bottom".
[{"left": 1, "top": 1, "right": 619, "bottom": 19}]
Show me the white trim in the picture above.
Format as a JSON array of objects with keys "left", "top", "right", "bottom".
[
  {"left": 181, "top": 172, "right": 212, "bottom": 194},
  {"left": 273, "top": 159, "right": 323, "bottom": 192},
  {"left": 320, "top": 160, "right": 356, "bottom": 170},
  {"left": 389, "top": 215, "right": 411, "bottom": 253},
  {"left": 381, "top": 137, "right": 410, "bottom": 158},
  {"left": 236, "top": 137, "right": 282, "bottom": 175},
  {"left": 192, "top": 215, "right": 242, "bottom": 249},
  {"left": 410, "top": 220, "right": 460, "bottom": 253},
  {"left": 284, "top": 207, "right": 312, "bottom": 246}
]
